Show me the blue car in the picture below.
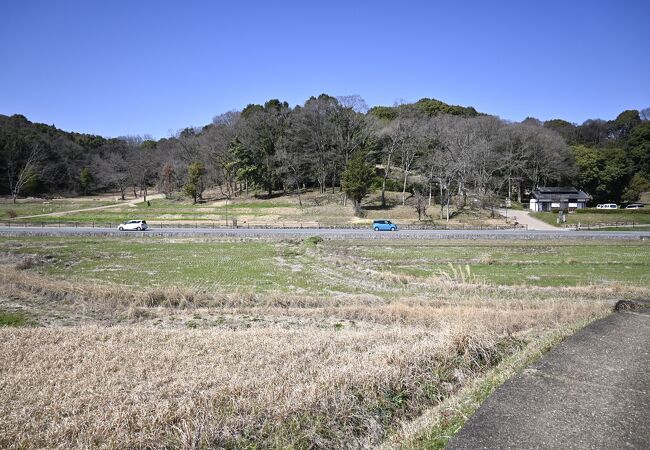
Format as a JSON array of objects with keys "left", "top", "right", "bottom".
[{"left": 372, "top": 219, "right": 397, "bottom": 231}]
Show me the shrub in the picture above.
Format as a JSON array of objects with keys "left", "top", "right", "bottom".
[{"left": 304, "top": 236, "right": 324, "bottom": 246}]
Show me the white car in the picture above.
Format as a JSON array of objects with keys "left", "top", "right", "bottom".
[
  {"left": 118, "top": 220, "right": 148, "bottom": 231},
  {"left": 596, "top": 204, "right": 617, "bottom": 209}
]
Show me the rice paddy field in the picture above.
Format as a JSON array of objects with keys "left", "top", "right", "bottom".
[{"left": 1, "top": 235, "right": 649, "bottom": 448}]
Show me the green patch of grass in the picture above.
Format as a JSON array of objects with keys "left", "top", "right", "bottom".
[
  {"left": 531, "top": 209, "right": 650, "bottom": 227},
  {"left": 0, "top": 310, "right": 33, "bottom": 327},
  {"left": 589, "top": 226, "right": 650, "bottom": 231},
  {"left": 304, "top": 236, "right": 324, "bottom": 246}
]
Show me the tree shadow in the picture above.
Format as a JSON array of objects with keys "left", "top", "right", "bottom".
[
  {"left": 254, "top": 192, "right": 286, "bottom": 200},
  {"left": 364, "top": 204, "right": 398, "bottom": 211}
]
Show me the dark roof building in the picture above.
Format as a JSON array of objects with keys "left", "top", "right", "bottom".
[{"left": 529, "top": 187, "right": 590, "bottom": 211}]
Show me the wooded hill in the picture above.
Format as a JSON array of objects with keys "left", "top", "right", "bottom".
[{"left": 1, "top": 96, "right": 649, "bottom": 207}]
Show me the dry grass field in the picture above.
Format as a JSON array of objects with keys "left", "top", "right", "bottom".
[
  {"left": 1, "top": 236, "right": 649, "bottom": 448},
  {"left": 1, "top": 189, "right": 505, "bottom": 228}
]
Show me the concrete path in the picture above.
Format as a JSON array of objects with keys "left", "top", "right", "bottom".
[
  {"left": 448, "top": 303, "right": 650, "bottom": 450},
  {"left": 497, "top": 208, "right": 559, "bottom": 231}
]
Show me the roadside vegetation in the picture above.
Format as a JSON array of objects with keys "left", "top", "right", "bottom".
[
  {"left": 1, "top": 235, "right": 649, "bottom": 448},
  {"left": 531, "top": 207, "right": 650, "bottom": 228}
]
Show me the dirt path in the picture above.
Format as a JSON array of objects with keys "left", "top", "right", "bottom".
[
  {"left": 15, "top": 194, "right": 166, "bottom": 219},
  {"left": 497, "top": 208, "right": 560, "bottom": 231}
]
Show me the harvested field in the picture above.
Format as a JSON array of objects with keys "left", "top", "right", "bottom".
[{"left": 1, "top": 235, "right": 648, "bottom": 448}]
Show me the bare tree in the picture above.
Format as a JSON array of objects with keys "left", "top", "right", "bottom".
[
  {"left": 277, "top": 135, "right": 311, "bottom": 208},
  {"left": 413, "top": 186, "right": 427, "bottom": 220},
  {"left": 7, "top": 141, "right": 41, "bottom": 203},
  {"left": 158, "top": 163, "right": 176, "bottom": 197},
  {"left": 336, "top": 95, "right": 369, "bottom": 113},
  {"left": 212, "top": 110, "right": 241, "bottom": 127},
  {"left": 378, "top": 117, "right": 416, "bottom": 207}
]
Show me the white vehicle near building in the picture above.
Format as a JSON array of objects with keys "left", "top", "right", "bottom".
[
  {"left": 117, "top": 220, "right": 148, "bottom": 231},
  {"left": 596, "top": 204, "right": 617, "bottom": 209}
]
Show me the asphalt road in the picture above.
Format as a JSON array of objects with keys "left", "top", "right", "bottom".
[
  {"left": 0, "top": 226, "right": 649, "bottom": 240},
  {"left": 448, "top": 303, "right": 650, "bottom": 449}
]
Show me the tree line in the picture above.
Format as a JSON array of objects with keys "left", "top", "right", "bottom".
[
  {"left": 543, "top": 109, "right": 650, "bottom": 203},
  {"left": 1, "top": 96, "right": 648, "bottom": 213}
]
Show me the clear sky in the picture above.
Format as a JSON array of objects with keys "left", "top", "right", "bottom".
[{"left": 1, "top": 0, "right": 649, "bottom": 138}]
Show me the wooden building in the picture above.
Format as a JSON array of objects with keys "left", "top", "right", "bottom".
[{"left": 529, "top": 187, "right": 590, "bottom": 212}]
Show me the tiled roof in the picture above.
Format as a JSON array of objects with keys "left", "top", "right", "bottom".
[{"left": 532, "top": 187, "right": 590, "bottom": 201}]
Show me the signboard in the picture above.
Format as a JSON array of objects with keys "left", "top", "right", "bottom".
[
  {"left": 568, "top": 203, "right": 578, "bottom": 208},
  {"left": 505, "top": 199, "right": 512, "bottom": 207},
  {"left": 551, "top": 202, "right": 561, "bottom": 208}
]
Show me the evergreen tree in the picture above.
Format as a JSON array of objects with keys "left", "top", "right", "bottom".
[
  {"left": 79, "top": 167, "right": 93, "bottom": 196},
  {"left": 341, "top": 152, "right": 374, "bottom": 215},
  {"left": 183, "top": 162, "right": 205, "bottom": 204}
]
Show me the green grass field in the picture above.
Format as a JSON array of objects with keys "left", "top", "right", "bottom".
[
  {"left": 531, "top": 208, "right": 650, "bottom": 227},
  {"left": 3, "top": 236, "right": 649, "bottom": 290}
]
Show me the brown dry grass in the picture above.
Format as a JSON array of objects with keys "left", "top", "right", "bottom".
[
  {"left": 2, "top": 245, "right": 645, "bottom": 448},
  {"left": 1, "top": 324, "right": 508, "bottom": 449}
]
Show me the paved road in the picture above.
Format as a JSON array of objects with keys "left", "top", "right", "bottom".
[
  {"left": 497, "top": 208, "right": 559, "bottom": 231},
  {"left": 448, "top": 303, "right": 650, "bottom": 450},
  {"left": 0, "top": 226, "right": 649, "bottom": 240}
]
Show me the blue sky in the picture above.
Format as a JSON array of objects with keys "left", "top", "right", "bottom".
[{"left": 1, "top": 0, "right": 648, "bottom": 138}]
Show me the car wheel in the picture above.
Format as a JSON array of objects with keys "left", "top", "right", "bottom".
[
  {"left": 136, "top": 227, "right": 141, "bottom": 231},
  {"left": 391, "top": 227, "right": 396, "bottom": 231},
  {"left": 374, "top": 227, "right": 379, "bottom": 231},
  {"left": 118, "top": 227, "right": 124, "bottom": 231}
]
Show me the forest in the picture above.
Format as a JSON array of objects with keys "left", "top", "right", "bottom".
[{"left": 1, "top": 95, "right": 649, "bottom": 210}]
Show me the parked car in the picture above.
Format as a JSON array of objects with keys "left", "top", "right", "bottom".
[
  {"left": 596, "top": 204, "right": 617, "bottom": 209},
  {"left": 372, "top": 219, "right": 397, "bottom": 231},
  {"left": 625, "top": 203, "right": 645, "bottom": 209},
  {"left": 118, "top": 220, "right": 148, "bottom": 231}
]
